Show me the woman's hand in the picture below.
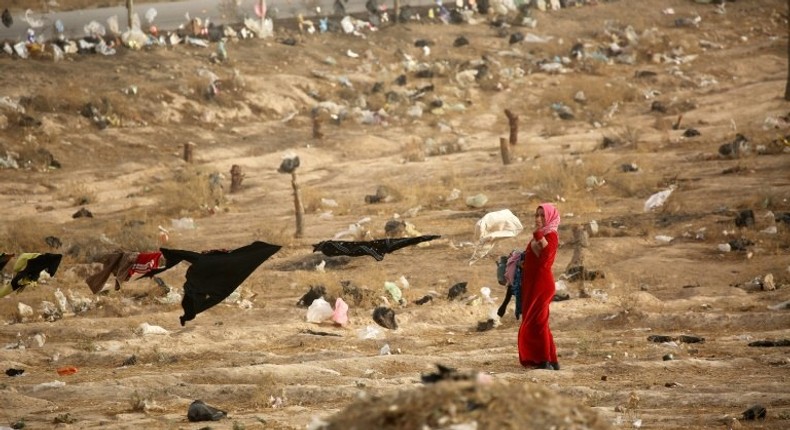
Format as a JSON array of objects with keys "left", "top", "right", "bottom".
[{"left": 533, "top": 230, "right": 548, "bottom": 248}]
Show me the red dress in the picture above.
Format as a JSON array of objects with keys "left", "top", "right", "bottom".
[{"left": 517, "top": 231, "right": 558, "bottom": 367}]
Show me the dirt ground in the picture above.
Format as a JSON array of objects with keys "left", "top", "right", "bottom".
[{"left": 1, "top": 0, "right": 789, "bottom": 429}]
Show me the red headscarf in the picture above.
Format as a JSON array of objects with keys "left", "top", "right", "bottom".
[{"left": 538, "top": 203, "right": 560, "bottom": 236}]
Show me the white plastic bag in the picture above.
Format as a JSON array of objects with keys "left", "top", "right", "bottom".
[
  {"left": 306, "top": 297, "right": 333, "bottom": 323},
  {"left": 644, "top": 187, "right": 674, "bottom": 212}
]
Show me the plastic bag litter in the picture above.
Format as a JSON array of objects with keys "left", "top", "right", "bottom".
[
  {"left": 53, "top": 289, "right": 72, "bottom": 314},
  {"left": 145, "top": 8, "right": 158, "bottom": 24},
  {"left": 306, "top": 297, "right": 333, "bottom": 323},
  {"left": 331, "top": 298, "right": 349, "bottom": 326},
  {"left": 137, "top": 323, "right": 170, "bottom": 335},
  {"left": 171, "top": 217, "right": 195, "bottom": 230},
  {"left": 384, "top": 282, "right": 402, "bottom": 303},
  {"left": 469, "top": 209, "right": 524, "bottom": 264},
  {"left": 121, "top": 28, "right": 150, "bottom": 49},
  {"left": 644, "top": 187, "right": 674, "bottom": 212},
  {"left": 243, "top": 17, "right": 273, "bottom": 38},
  {"left": 33, "top": 380, "right": 65, "bottom": 392},
  {"left": 525, "top": 33, "right": 553, "bottom": 43},
  {"left": 655, "top": 235, "right": 674, "bottom": 244},
  {"left": 358, "top": 325, "right": 382, "bottom": 339},
  {"left": 185, "top": 36, "right": 209, "bottom": 47},
  {"left": 13, "top": 42, "right": 29, "bottom": 59},
  {"left": 480, "top": 287, "right": 495, "bottom": 304},
  {"left": 156, "top": 289, "right": 182, "bottom": 305},
  {"left": 340, "top": 16, "right": 354, "bottom": 34},
  {"left": 379, "top": 344, "right": 391, "bottom": 355},
  {"left": 52, "top": 44, "right": 64, "bottom": 61},
  {"left": 84, "top": 20, "right": 106, "bottom": 37},
  {"left": 107, "top": 15, "right": 119, "bottom": 34}
]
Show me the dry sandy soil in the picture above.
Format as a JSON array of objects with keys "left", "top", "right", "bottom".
[{"left": 1, "top": 0, "right": 789, "bottom": 429}]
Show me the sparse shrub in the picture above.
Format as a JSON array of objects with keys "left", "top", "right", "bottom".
[
  {"left": 111, "top": 220, "right": 160, "bottom": 252},
  {"left": 155, "top": 167, "right": 224, "bottom": 217},
  {"left": 60, "top": 181, "right": 97, "bottom": 206},
  {"left": 0, "top": 219, "right": 59, "bottom": 254},
  {"left": 129, "top": 391, "right": 149, "bottom": 412}
]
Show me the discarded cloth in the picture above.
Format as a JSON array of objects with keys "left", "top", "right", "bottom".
[
  {"left": 312, "top": 235, "right": 440, "bottom": 261},
  {"left": 469, "top": 209, "right": 524, "bottom": 264},
  {"left": 141, "top": 241, "right": 281, "bottom": 325},
  {"left": 187, "top": 400, "right": 226, "bottom": 422},
  {"left": 10, "top": 253, "right": 62, "bottom": 293},
  {"left": 86, "top": 251, "right": 163, "bottom": 293}
]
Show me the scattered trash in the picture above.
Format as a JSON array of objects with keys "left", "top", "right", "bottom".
[
  {"left": 465, "top": 193, "right": 488, "bottom": 208},
  {"left": 469, "top": 209, "right": 524, "bottom": 264},
  {"left": 747, "top": 339, "right": 790, "bottom": 347},
  {"left": 331, "top": 297, "right": 349, "bottom": 326},
  {"left": 480, "top": 287, "right": 494, "bottom": 304},
  {"left": 33, "top": 380, "right": 66, "bottom": 391},
  {"left": 644, "top": 187, "right": 674, "bottom": 212},
  {"left": 56, "top": 366, "right": 78, "bottom": 376},
  {"left": 171, "top": 217, "right": 195, "bottom": 230},
  {"left": 306, "top": 297, "right": 334, "bottom": 323},
  {"left": 372, "top": 306, "right": 397, "bottom": 330},
  {"left": 654, "top": 235, "right": 674, "bottom": 244},
  {"left": 72, "top": 207, "right": 94, "bottom": 218},
  {"left": 384, "top": 281, "right": 404, "bottom": 305},
  {"left": 735, "top": 209, "right": 755, "bottom": 227},
  {"left": 297, "top": 285, "right": 327, "bottom": 307},
  {"left": 187, "top": 400, "right": 227, "bottom": 422},
  {"left": 719, "top": 134, "right": 750, "bottom": 158},
  {"left": 5, "top": 368, "right": 24, "bottom": 377},
  {"left": 447, "top": 282, "right": 468, "bottom": 301},
  {"left": 137, "top": 323, "right": 170, "bottom": 336},
  {"left": 414, "top": 295, "right": 433, "bottom": 305},
  {"left": 741, "top": 404, "right": 766, "bottom": 421},
  {"left": 476, "top": 318, "right": 497, "bottom": 332},
  {"left": 647, "top": 334, "right": 704, "bottom": 344}
]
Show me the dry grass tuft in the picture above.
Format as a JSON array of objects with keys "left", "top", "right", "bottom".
[
  {"left": 0, "top": 219, "right": 60, "bottom": 253},
  {"left": 59, "top": 181, "right": 97, "bottom": 206},
  {"left": 154, "top": 167, "right": 225, "bottom": 217}
]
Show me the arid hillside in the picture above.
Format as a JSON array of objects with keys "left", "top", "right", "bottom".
[{"left": 1, "top": 1, "right": 789, "bottom": 429}]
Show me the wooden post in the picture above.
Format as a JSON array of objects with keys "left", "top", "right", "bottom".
[
  {"left": 291, "top": 171, "right": 304, "bottom": 238},
  {"left": 572, "top": 224, "right": 589, "bottom": 248},
  {"left": 126, "top": 0, "right": 134, "bottom": 30},
  {"left": 394, "top": 0, "right": 400, "bottom": 24},
  {"left": 183, "top": 142, "right": 195, "bottom": 163},
  {"left": 672, "top": 114, "right": 683, "bottom": 130},
  {"left": 312, "top": 113, "right": 323, "bottom": 139},
  {"left": 230, "top": 164, "right": 244, "bottom": 193},
  {"left": 505, "top": 109, "right": 519, "bottom": 145},
  {"left": 499, "top": 137, "right": 511, "bottom": 165}
]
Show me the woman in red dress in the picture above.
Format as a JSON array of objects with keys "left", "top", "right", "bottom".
[{"left": 518, "top": 203, "right": 560, "bottom": 370}]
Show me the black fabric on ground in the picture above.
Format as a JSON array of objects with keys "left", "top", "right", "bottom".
[
  {"left": 312, "top": 235, "right": 440, "bottom": 261},
  {"left": 372, "top": 306, "right": 397, "bottom": 330},
  {"left": 187, "top": 400, "right": 227, "bottom": 422},
  {"left": 141, "top": 241, "right": 281, "bottom": 325}
]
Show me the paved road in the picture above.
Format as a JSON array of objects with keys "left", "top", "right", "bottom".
[{"left": 0, "top": 0, "right": 439, "bottom": 42}]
